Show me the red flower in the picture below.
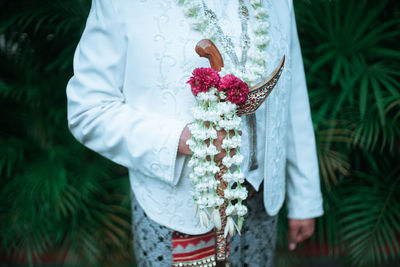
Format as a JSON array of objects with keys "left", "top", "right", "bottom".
[
  {"left": 219, "top": 74, "right": 249, "bottom": 105},
  {"left": 187, "top": 68, "right": 221, "bottom": 96}
]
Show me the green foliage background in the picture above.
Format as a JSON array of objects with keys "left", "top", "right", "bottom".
[{"left": 0, "top": 0, "right": 399, "bottom": 266}]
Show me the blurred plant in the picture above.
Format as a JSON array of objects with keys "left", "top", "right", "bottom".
[
  {"left": 0, "top": 0, "right": 134, "bottom": 265},
  {"left": 300, "top": 0, "right": 400, "bottom": 126},
  {"left": 276, "top": 0, "right": 400, "bottom": 266},
  {"left": 340, "top": 155, "right": 400, "bottom": 266}
]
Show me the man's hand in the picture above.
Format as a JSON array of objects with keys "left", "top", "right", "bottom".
[
  {"left": 178, "top": 125, "right": 192, "bottom": 156},
  {"left": 287, "top": 218, "right": 315, "bottom": 251},
  {"left": 178, "top": 124, "right": 238, "bottom": 161}
]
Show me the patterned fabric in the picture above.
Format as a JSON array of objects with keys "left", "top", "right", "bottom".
[
  {"left": 131, "top": 192, "right": 173, "bottom": 266},
  {"left": 131, "top": 187, "right": 277, "bottom": 267},
  {"left": 229, "top": 187, "right": 278, "bottom": 267},
  {"left": 172, "top": 231, "right": 221, "bottom": 266}
]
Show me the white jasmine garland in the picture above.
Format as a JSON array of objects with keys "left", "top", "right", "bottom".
[
  {"left": 177, "top": 0, "right": 271, "bottom": 86},
  {"left": 186, "top": 83, "right": 248, "bottom": 235}
]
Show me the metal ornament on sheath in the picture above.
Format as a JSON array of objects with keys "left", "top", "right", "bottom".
[{"left": 196, "top": 39, "right": 285, "bottom": 266}]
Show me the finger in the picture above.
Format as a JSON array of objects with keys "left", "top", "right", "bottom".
[
  {"left": 296, "top": 225, "right": 315, "bottom": 243},
  {"left": 288, "top": 221, "right": 301, "bottom": 243},
  {"left": 287, "top": 223, "right": 301, "bottom": 251},
  {"left": 214, "top": 150, "right": 226, "bottom": 162},
  {"left": 298, "top": 219, "right": 315, "bottom": 243}
]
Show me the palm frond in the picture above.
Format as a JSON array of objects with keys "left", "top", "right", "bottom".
[{"left": 340, "top": 158, "right": 400, "bottom": 266}]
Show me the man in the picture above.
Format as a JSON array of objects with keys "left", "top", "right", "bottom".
[{"left": 67, "top": 0, "right": 323, "bottom": 266}]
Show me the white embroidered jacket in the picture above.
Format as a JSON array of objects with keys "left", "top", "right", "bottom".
[{"left": 67, "top": 0, "right": 324, "bottom": 235}]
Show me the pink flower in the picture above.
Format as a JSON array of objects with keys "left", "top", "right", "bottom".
[
  {"left": 187, "top": 68, "right": 221, "bottom": 96},
  {"left": 219, "top": 74, "right": 249, "bottom": 105}
]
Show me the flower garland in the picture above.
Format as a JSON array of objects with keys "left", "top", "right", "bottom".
[
  {"left": 180, "top": 0, "right": 271, "bottom": 237},
  {"left": 178, "top": 0, "right": 270, "bottom": 86},
  {"left": 186, "top": 68, "right": 249, "bottom": 237}
]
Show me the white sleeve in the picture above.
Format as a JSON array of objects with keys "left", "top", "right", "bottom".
[
  {"left": 285, "top": 4, "right": 324, "bottom": 219},
  {"left": 66, "top": 0, "right": 187, "bottom": 186}
]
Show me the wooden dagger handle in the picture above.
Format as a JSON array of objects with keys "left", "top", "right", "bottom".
[{"left": 195, "top": 39, "right": 224, "bottom": 72}]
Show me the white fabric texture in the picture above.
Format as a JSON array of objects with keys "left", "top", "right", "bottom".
[{"left": 67, "top": 0, "right": 323, "bottom": 235}]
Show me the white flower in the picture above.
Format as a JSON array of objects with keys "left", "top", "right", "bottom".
[
  {"left": 192, "top": 106, "right": 206, "bottom": 120},
  {"left": 207, "top": 110, "right": 221, "bottom": 123},
  {"left": 217, "top": 101, "right": 236, "bottom": 116},
  {"left": 232, "top": 171, "right": 245, "bottom": 183},
  {"left": 222, "top": 155, "right": 233, "bottom": 168},
  {"left": 249, "top": 49, "right": 269, "bottom": 62},
  {"left": 254, "top": 35, "right": 270, "bottom": 47},
  {"left": 205, "top": 194, "right": 214, "bottom": 207},
  {"left": 208, "top": 164, "right": 220, "bottom": 174},
  {"left": 199, "top": 210, "right": 210, "bottom": 228},
  {"left": 222, "top": 135, "right": 242, "bottom": 149},
  {"left": 186, "top": 138, "right": 197, "bottom": 151},
  {"left": 208, "top": 87, "right": 218, "bottom": 95},
  {"left": 255, "top": 7, "right": 267, "bottom": 18},
  {"left": 235, "top": 203, "right": 248, "bottom": 216},
  {"left": 183, "top": 0, "right": 198, "bottom": 10},
  {"left": 216, "top": 197, "right": 224, "bottom": 206},
  {"left": 231, "top": 135, "right": 242, "bottom": 147},
  {"left": 188, "top": 157, "right": 200, "bottom": 168},
  {"left": 250, "top": 0, "right": 261, "bottom": 6},
  {"left": 222, "top": 172, "right": 233, "bottom": 183},
  {"left": 207, "top": 127, "right": 218, "bottom": 139},
  {"left": 207, "top": 194, "right": 222, "bottom": 208},
  {"left": 205, "top": 179, "right": 219, "bottom": 190},
  {"left": 225, "top": 203, "right": 235, "bottom": 216},
  {"left": 206, "top": 144, "right": 219, "bottom": 156},
  {"left": 232, "top": 153, "right": 244, "bottom": 165},
  {"left": 224, "top": 216, "right": 236, "bottom": 238},
  {"left": 193, "top": 146, "right": 207, "bottom": 158},
  {"left": 196, "top": 196, "right": 207, "bottom": 209},
  {"left": 221, "top": 138, "right": 231, "bottom": 149},
  {"left": 234, "top": 187, "right": 248, "bottom": 200},
  {"left": 194, "top": 166, "right": 206, "bottom": 176},
  {"left": 254, "top": 21, "right": 270, "bottom": 33},
  {"left": 195, "top": 182, "right": 206, "bottom": 192},
  {"left": 225, "top": 188, "right": 239, "bottom": 200},
  {"left": 212, "top": 209, "right": 222, "bottom": 230},
  {"left": 202, "top": 161, "right": 218, "bottom": 174},
  {"left": 219, "top": 116, "right": 242, "bottom": 130}
]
